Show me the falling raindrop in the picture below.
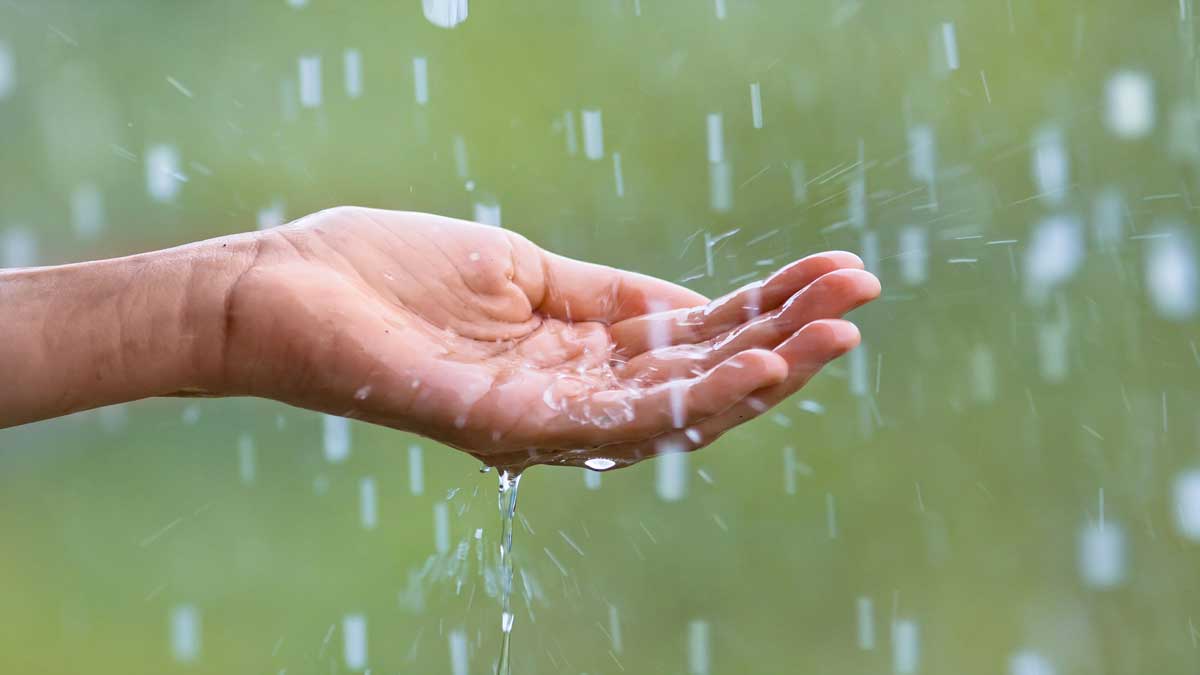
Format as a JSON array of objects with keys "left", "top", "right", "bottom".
[
  {"left": 343, "top": 614, "right": 368, "bottom": 670},
  {"left": 1105, "top": 70, "right": 1155, "bottom": 139},
  {"left": 298, "top": 55, "right": 321, "bottom": 108},
  {"left": 343, "top": 49, "right": 363, "bottom": 98},
  {"left": 323, "top": 414, "right": 350, "bottom": 463},
  {"left": 582, "top": 109, "right": 604, "bottom": 160},
  {"left": 423, "top": 0, "right": 469, "bottom": 29},
  {"left": 169, "top": 605, "right": 201, "bottom": 663}
]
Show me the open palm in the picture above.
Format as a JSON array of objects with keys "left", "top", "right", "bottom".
[{"left": 223, "top": 207, "right": 879, "bottom": 472}]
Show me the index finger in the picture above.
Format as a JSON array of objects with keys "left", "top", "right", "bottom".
[{"left": 536, "top": 251, "right": 709, "bottom": 324}]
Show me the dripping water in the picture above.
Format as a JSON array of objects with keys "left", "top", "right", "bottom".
[{"left": 495, "top": 469, "right": 522, "bottom": 675}]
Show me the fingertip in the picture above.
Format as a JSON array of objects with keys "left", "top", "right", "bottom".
[
  {"left": 808, "top": 267, "right": 880, "bottom": 296},
  {"left": 776, "top": 319, "right": 862, "bottom": 365},
  {"left": 746, "top": 348, "right": 790, "bottom": 384},
  {"left": 811, "top": 318, "right": 861, "bottom": 351},
  {"left": 849, "top": 268, "right": 882, "bottom": 298},
  {"left": 810, "top": 250, "right": 866, "bottom": 270},
  {"left": 724, "top": 347, "right": 785, "bottom": 379},
  {"left": 766, "top": 251, "right": 866, "bottom": 291}
]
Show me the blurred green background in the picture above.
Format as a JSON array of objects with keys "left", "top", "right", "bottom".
[{"left": 2, "top": 0, "right": 1200, "bottom": 673}]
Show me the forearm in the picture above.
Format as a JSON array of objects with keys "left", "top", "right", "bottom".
[{"left": 0, "top": 235, "right": 259, "bottom": 427}]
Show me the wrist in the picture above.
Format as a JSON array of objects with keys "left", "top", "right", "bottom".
[
  {"left": 164, "top": 233, "right": 264, "bottom": 397},
  {"left": 0, "top": 232, "right": 261, "bottom": 426}
]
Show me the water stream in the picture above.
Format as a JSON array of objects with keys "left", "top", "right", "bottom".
[{"left": 495, "top": 469, "right": 522, "bottom": 675}]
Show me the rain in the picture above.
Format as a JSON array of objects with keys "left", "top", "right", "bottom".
[{"left": 0, "top": 1, "right": 1198, "bottom": 674}]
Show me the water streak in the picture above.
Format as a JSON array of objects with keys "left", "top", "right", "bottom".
[{"left": 495, "top": 469, "right": 523, "bottom": 675}]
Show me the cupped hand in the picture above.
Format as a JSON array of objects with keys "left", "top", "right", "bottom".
[{"left": 222, "top": 207, "right": 880, "bottom": 472}]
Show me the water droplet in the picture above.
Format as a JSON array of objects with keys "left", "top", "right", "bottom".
[{"left": 584, "top": 457, "right": 616, "bottom": 471}]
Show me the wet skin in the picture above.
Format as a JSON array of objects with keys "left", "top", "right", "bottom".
[
  {"left": 0, "top": 207, "right": 881, "bottom": 474},
  {"left": 223, "top": 208, "right": 881, "bottom": 472}
]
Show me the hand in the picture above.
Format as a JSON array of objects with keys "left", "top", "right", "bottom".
[{"left": 221, "top": 207, "right": 881, "bottom": 472}]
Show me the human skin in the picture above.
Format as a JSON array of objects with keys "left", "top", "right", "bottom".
[{"left": 0, "top": 207, "right": 880, "bottom": 472}]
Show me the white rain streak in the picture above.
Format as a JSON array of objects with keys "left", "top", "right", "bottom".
[
  {"left": 70, "top": 183, "right": 104, "bottom": 239},
  {"left": 669, "top": 381, "right": 687, "bottom": 428},
  {"left": 848, "top": 172, "right": 867, "bottom": 228},
  {"left": 344, "top": 49, "right": 363, "bottom": 98},
  {"left": 473, "top": 201, "right": 501, "bottom": 226},
  {"left": 323, "top": 414, "right": 350, "bottom": 463},
  {"left": 1079, "top": 521, "right": 1125, "bottom": 589},
  {"left": 298, "top": 55, "right": 321, "bottom": 108},
  {"left": 646, "top": 299, "right": 673, "bottom": 348},
  {"left": 360, "top": 477, "right": 378, "bottom": 530},
  {"left": 862, "top": 230, "right": 880, "bottom": 273},
  {"left": 1024, "top": 215, "right": 1083, "bottom": 304},
  {"left": 408, "top": 445, "right": 425, "bottom": 496},
  {"left": 146, "top": 144, "right": 184, "bottom": 202},
  {"left": 1145, "top": 228, "right": 1197, "bottom": 320},
  {"left": 582, "top": 109, "right": 604, "bottom": 160},
  {"left": 907, "top": 125, "right": 936, "bottom": 183},
  {"left": 1091, "top": 188, "right": 1124, "bottom": 249},
  {"left": 789, "top": 161, "right": 807, "bottom": 203},
  {"left": 749, "top": 82, "right": 764, "bottom": 128},
  {"left": 448, "top": 628, "right": 469, "bottom": 675},
  {"left": 1031, "top": 126, "right": 1069, "bottom": 204},
  {"left": 1010, "top": 650, "right": 1057, "bottom": 675},
  {"left": 433, "top": 502, "right": 450, "bottom": 554},
  {"left": 656, "top": 441, "right": 688, "bottom": 502},
  {"left": 856, "top": 597, "right": 875, "bottom": 650},
  {"left": 257, "top": 200, "right": 285, "bottom": 229},
  {"left": 1105, "top": 70, "right": 1154, "bottom": 139},
  {"left": 848, "top": 342, "right": 870, "bottom": 396},
  {"left": 413, "top": 57, "right": 429, "bottom": 106},
  {"left": 166, "top": 76, "right": 193, "bottom": 98},
  {"left": 169, "top": 604, "right": 201, "bottom": 663},
  {"left": 969, "top": 344, "right": 997, "bottom": 403},
  {"left": 709, "top": 161, "right": 733, "bottom": 212},
  {"left": 343, "top": 614, "right": 367, "bottom": 671},
  {"left": 1173, "top": 470, "right": 1200, "bottom": 539},
  {"left": 423, "top": 0, "right": 469, "bottom": 29},
  {"left": 584, "top": 468, "right": 602, "bottom": 490},
  {"left": 704, "top": 114, "right": 733, "bottom": 210},
  {"left": 237, "top": 434, "right": 256, "bottom": 485},
  {"left": 453, "top": 136, "right": 469, "bottom": 178},
  {"left": 0, "top": 40, "right": 14, "bottom": 100},
  {"left": 687, "top": 620, "right": 711, "bottom": 675},
  {"left": 714, "top": 0, "right": 727, "bottom": 20},
  {"left": 288, "top": 0, "right": 307, "bottom": 6},
  {"left": 783, "top": 446, "right": 799, "bottom": 495},
  {"left": 941, "top": 22, "right": 959, "bottom": 71},
  {"left": 609, "top": 604, "right": 624, "bottom": 653},
  {"left": 564, "top": 110, "right": 579, "bottom": 156},
  {"left": 898, "top": 226, "right": 929, "bottom": 285},
  {"left": 706, "top": 113, "right": 724, "bottom": 164},
  {"left": 798, "top": 399, "right": 825, "bottom": 415},
  {"left": 892, "top": 619, "right": 919, "bottom": 674},
  {"left": 613, "top": 152, "right": 625, "bottom": 197}
]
